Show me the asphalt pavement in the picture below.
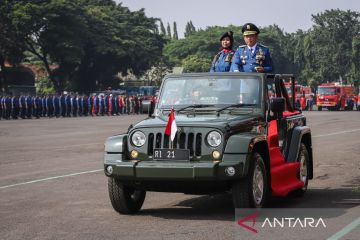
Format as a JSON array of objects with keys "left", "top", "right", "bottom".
[{"left": 0, "top": 112, "right": 359, "bottom": 240}]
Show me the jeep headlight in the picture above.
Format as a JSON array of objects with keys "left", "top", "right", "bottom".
[
  {"left": 131, "top": 131, "right": 146, "bottom": 147},
  {"left": 207, "top": 131, "right": 222, "bottom": 147}
]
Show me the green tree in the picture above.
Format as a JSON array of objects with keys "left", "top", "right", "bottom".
[
  {"left": 182, "top": 55, "right": 210, "bottom": 72},
  {"left": 310, "top": 9, "right": 360, "bottom": 84},
  {"left": 141, "top": 58, "right": 172, "bottom": 86},
  {"left": 166, "top": 22, "right": 171, "bottom": 38},
  {"left": 173, "top": 21, "right": 178, "bottom": 40},
  {"left": 5, "top": 0, "right": 166, "bottom": 93},
  {"left": 184, "top": 20, "right": 196, "bottom": 37},
  {"left": 0, "top": 0, "right": 26, "bottom": 92},
  {"left": 159, "top": 20, "right": 166, "bottom": 35},
  {"left": 348, "top": 36, "right": 360, "bottom": 89}
]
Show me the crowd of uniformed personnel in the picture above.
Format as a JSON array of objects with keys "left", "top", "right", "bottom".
[{"left": 0, "top": 93, "right": 149, "bottom": 120}]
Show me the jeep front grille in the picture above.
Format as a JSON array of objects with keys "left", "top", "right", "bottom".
[{"left": 147, "top": 132, "right": 202, "bottom": 157}]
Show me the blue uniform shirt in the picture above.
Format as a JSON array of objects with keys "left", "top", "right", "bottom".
[
  {"left": 210, "top": 50, "right": 235, "bottom": 72},
  {"left": 231, "top": 44, "right": 273, "bottom": 73}
]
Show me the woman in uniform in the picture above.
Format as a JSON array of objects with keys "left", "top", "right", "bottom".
[{"left": 210, "top": 31, "right": 235, "bottom": 72}]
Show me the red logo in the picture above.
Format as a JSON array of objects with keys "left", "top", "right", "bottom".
[{"left": 237, "top": 213, "right": 258, "bottom": 233}]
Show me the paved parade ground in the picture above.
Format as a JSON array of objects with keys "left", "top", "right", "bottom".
[{"left": 0, "top": 112, "right": 359, "bottom": 240}]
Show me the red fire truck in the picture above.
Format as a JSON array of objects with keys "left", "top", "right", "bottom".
[
  {"left": 316, "top": 82, "right": 355, "bottom": 111},
  {"left": 285, "top": 83, "right": 313, "bottom": 110}
]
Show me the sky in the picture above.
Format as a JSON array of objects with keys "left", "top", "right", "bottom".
[{"left": 115, "top": 0, "right": 360, "bottom": 38}]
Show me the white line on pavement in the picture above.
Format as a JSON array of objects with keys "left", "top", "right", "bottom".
[
  {"left": 0, "top": 142, "right": 102, "bottom": 152},
  {"left": 313, "top": 128, "right": 360, "bottom": 138},
  {"left": 0, "top": 169, "right": 103, "bottom": 190},
  {"left": 327, "top": 217, "right": 360, "bottom": 240}
]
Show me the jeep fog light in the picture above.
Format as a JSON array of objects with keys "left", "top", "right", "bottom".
[
  {"left": 212, "top": 150, "right": 221, "bottom": 159},
  {"left": 225, "top": 167, "right": 235, "bottom": 176},
  {"left": 131, "top": 131, "right": 146, "bottom": 147},
  {"left": 106, "top": 165, "right": 113, "bottom": 175},
  {"left": 207, "top": 131, "right": 222, "bottom": 147},
  {"left": 131, "top": 150, "right": 139, "bottom": 159}
]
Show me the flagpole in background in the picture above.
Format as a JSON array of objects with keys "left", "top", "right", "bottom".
[{"left": 165, "top": 108, "right": 177, "bottom": 149}]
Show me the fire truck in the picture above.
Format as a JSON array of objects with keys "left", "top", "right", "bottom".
[
  {"left": 285, "top": 83, "right": 313, "bottom": 110},
  {"left": 316, "top": 83, "right": 355, "bottom": 111}
]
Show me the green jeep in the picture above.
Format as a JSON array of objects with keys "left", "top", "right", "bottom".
[{"left": 104, "top": 73, "right": 313, "bottom": 214}]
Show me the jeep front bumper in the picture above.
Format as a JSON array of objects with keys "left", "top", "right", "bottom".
[{"left": 104, "top": 153, "right": 247, "bottom": 180}]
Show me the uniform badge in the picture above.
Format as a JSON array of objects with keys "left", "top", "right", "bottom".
[
  {"left": 225, "top": 54, "right": 230, "bottom": 62},
  {"left": 241, "top": 49, "right": 247, "bottom": 64},
  {"left": 255, "top": 48, "right": 265, "bottom": 66}
]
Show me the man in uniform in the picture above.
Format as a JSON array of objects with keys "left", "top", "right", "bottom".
[
  {"left": 231, "top": 23, "right": 273, "bottom": 73},
  {"left": 25, "top": 94, "right": 33, "bottom": 119},
  {"left": 19, "top": 94, "right": 26, "bottom": 119}
]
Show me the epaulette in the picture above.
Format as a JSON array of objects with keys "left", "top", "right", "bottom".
[
  {"left": 238, "top": 45, "right": 246, "bottom": 49},
  {"left": 258, "top": 43, "right": 268, "bottom": 48}
]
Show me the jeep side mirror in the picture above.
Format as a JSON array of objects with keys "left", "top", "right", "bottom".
[{"left": 270, "top": 97, "right": 285, "bottom": 114}]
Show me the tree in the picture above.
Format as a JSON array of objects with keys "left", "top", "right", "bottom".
[
  {"left": 0, "top": 0, "right": 26, "bottom": 92},
  {"left": 184, "top": 21, "right": 196, "bottom": 37},
  {"left": 173, "top": 21, "right": 178, "bottom": 40},
  {"left": 182, "top": 55, "right": 210, "bottom": 72},
  {"left": 166, "top": 22, "right": 171, "bottom": 38},
  {"left": 310, "top": 9, "right": 360, "bottom": 84},
  {"left": 348, "top": 36, "right": 360, "bottom": 89},
  {"left": 159, "top": 20, "right": 166, "bottom": 35},
  {"left": 141, "top": 58, "right": 172, "bottom": 86},
  {"left": 5, "top": 0, "right": 166, "bottom": 93}
]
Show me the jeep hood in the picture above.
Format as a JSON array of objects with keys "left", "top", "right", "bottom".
[{"left": 131, "top": 114, "right": 262, "bottom": 133}]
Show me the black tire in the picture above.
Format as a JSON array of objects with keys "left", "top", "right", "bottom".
[
  {"left": 232, "top": 152, "right": 269, "bottom": 208},
  {"left": 292, "top": 143, "right": 310, "bottom": 197},
  {"left": 108, "top": 177, "right": 146, "bottom": 214},
  {"left": 318, "top": 106, "right": 322, "bottom": 111}
]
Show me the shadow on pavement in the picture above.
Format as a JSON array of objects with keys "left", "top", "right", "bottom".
[{"left": 139, "top": 188, "right": 360, "bottom": 221}]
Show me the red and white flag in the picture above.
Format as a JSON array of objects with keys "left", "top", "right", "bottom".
[{"left": 165, "top": 108, "right": 177, "bottom": 141}]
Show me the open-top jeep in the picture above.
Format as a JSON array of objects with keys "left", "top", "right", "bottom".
[{"left": 104, "top": 73, "right": 313, "bottom": 214}]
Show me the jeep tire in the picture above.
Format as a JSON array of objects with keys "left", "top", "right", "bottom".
[
  {"left": 232, "top": 152, "right": 269, "bottom": 208},
  {"left": 108, "top": 177, "right": 146, "bottom": 214},
  {"left": 292, "top": 143, "right": 310, "bottom": 197}
]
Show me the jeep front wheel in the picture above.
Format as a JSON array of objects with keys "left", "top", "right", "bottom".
[
  {"left": 108, "top": 177, "right": 146, "bottom": 214},
  {"left": 232, "top": 152, "right": 269, "bottom": 208}
]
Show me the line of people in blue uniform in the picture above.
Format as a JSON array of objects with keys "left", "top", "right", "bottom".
[
  {"left": 0, "top": 93, "right": 146, "bottom": 120},
  {"left": 210, "top": 23, "right": 273, "bottom": 73}
]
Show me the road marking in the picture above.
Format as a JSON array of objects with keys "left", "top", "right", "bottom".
[
  {"left": 0, "top": 169, "right": 103, "bottom": 190},
  {"left": 0, "top": 142, "right": 102, "bottom": 152},
  {"left": 327, "top": 217, "right": 360, "bottom": 240},
  {"left": 50, "top": 142, "right": 103, "bottom": 150},
  {"left": 313, "top": 128, "right": 360, "bottom": 138}
]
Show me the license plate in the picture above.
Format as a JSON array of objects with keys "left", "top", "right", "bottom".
[{"left": 153, "top": 149, "right": 190, "bottom": 161}]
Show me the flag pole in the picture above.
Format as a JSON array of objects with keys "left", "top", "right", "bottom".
[
  {"left": 165, "top": 107, "right": 177, "bottom": 150},
  {"left": 170, "top": 107, "right": 174, "bottom": 149}
]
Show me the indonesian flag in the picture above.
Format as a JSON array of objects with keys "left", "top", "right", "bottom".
[{"left": 165, "top": 108, "right": 177, "bottom": 141}]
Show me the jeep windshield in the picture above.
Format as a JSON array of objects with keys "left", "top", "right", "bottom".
[{"left": 158, "top": 76, "right": 261, "bottom": 112}]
